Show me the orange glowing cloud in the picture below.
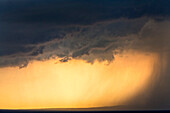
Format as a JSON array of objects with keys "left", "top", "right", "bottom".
[{"left": 0, "top": 50, "right": 159, "bottom": 109}]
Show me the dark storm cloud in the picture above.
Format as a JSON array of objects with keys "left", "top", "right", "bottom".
[
  {"left": 0, "top": 0, "right": 170, "bottom": 62},
  {"left": 0, "top": 0, "right": 169, "bottom": 67},
  {"left": 0, "top": 17, "right": 170, "bottom": 68},
  {"left": 0, "top": 17, "right": 149, "bottom": 67},
  {"left": 0, "top": 0, "right": 169, "bottom": 24}
]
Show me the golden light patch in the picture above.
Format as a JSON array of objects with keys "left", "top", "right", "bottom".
[{"left": 0, "top": 50, "right": 159, "bottom": 109}]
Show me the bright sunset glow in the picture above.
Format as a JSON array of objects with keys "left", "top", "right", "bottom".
[{"left": 0, "top": 50, "right": 159, "bottom": 109}]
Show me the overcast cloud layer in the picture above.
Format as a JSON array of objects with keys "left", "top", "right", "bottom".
[
  {"left": 0, "top": 17, "right": 170, "bottom": 68},
  {"left": 0, "top": 0, "right": 170, "bottom": 68}
]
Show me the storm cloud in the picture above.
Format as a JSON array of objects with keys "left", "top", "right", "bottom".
[
  {"left": 0, "top": 17, "right": 170, "bottom": 68},
  {"left": 0, "top": 0, "right": 170, "bottom": 68}
]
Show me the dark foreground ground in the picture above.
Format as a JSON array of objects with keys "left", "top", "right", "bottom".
[{"left": 0, "top": 106, "right": 169, "bottom": 113}]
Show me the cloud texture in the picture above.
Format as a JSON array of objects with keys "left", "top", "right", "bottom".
[{"left": 0, "top": 18, "right": 170, "bottom": 68}]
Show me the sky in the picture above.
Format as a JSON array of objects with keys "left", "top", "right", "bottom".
[{"left": 0, "top": 0, "right": 170, "bottom": 110}]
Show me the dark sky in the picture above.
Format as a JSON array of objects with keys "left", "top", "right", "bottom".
[
  {"left": 0, "top": 0, "right": 170, "bottom": 110},
  {"left": 0, "top": 0, "right": 169, "bottom": 24},
  {"left": 0, "top": 0, "right": 170, "bottom": 66}
]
